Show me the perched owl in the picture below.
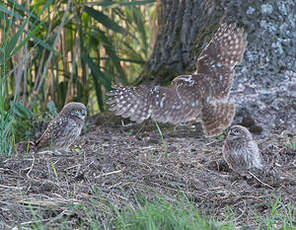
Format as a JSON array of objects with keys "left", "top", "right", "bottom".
[
  {"left": 107, "top": 23, "right": 247, "bottom": 137},
  {"left": 35, "top": 102, "right": 87, "bottom": 155},
  {"left": 223, "top": 125, "right": 263, "bottom": 173}
]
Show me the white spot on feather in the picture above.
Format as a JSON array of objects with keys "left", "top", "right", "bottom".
[{"left": 159, "top": 96, "right": 166, "bottom": 108}]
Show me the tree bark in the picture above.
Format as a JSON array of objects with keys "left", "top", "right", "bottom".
[
  {"left": 138, "top": 0, "right": 224, "bottom": 85},
  {"left": 138, "top": 0, "right": 296, "bottom": 136}
]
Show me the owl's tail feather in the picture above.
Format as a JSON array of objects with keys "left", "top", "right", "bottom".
[{"left": 201, "top": 102, "right": 235, "bottom": 137}]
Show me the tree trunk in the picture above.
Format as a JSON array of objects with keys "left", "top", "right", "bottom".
[{"left": 138, "top": 0, "right": 296, "bottom": 136}]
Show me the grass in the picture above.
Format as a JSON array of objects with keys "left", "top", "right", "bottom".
[
  {"left": 113, "top": 196, "right": 234, "bottom": 230},
  {"left": 0, "top": 1, "right": 156, "bottom": 155},
  {"left": 21, "top": 192, "right": 235, "bottom": 230},
  {"left": 259, "top": 196, "right": 296, "bottom": 229},
  {"left": 15, "top": 191, "right": 296, "bottom": 230},
  {"left": 0, "top": 5, "right": 16, "bottom": 156},
  {"left": 2, "top": 1, "right": 156, "bottom": 113},
  {"left": 154, "top": 121, "right": 168, "bottom": 157}
]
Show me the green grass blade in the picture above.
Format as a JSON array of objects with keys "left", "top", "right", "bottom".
[
  {"left": 131, "top": 7, "right": 148, "bottom": 56},
  {"left": 99, "top": 30, "right": 128, "bottom": 84},
  {"left": 82, "top": 54, "right": 109, "bottom": 111},
  {"left": 0, "top": 4, "right": 24, "bottom": 20},
  {"left": 84, "top": 6, "right": 128, "bottom": 35},
  {"left": 154, "top": 121, "right": 167, "bottom": 157},
  {"left": 7, "top": 0, "right": 40, "bottom": 21},
  {"left": 82, "top": 54, "right": 111, "bottom": 90}
]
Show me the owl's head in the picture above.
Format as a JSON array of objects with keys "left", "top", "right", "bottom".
[
  {"left": 226, "top": 125, "right": 253, "bottom": 142},
  {"left": 60, "top": 102, "right": 87, "bottom": 121}
]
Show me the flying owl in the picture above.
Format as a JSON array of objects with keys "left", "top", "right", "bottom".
[
  {"left": 107, "top": 23, "right": 248, "bottom": 137},
  {"left": 35, "top": 102, "right": 87, "bottom": 155},
  {"left": 223, "top": 125, "right": 263, "bottom": 173}
]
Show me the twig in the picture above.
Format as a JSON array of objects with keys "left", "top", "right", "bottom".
[
  {"left": 95, "top": 169, "right": 122, "bottom": 178},
  {"left": 248, "top": 171, "right": 274, "bottom": 189},
  {"left": 121, "top": 120, "right": 133, "bottom": 127},
  {"left": 0, "top": 184, "right": 23, "bottom": 190},
  {"left": 233, "top": 200, "right": 247, "bottom": 222},
  {"left": 26, "top": 156, "right": 35, "bottom": 179},
  {"left": 74, "top": 164, "right": 81, "bottom": 178}
]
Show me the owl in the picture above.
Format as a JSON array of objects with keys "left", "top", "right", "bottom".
[
  {"left": 35, "top": 102, "right": 87, "bottom": 155},
  {"left": 107, "top": 23, "right": 248, "bottom": 137},
  {"left": 223, "top": 125, "right": 263, "bottom": 173}
]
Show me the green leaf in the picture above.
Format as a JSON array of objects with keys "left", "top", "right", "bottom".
[
  {"left": 82, "top": 54, "right": 107, "bottom": 111},
  {"left": 84, "top": 6, "right": 127, "bottom": 35},
  {"left": 82, "top": 54, "right": 111, "bottom": 90},
  {"left": 7, "top": 0, "right": 40, "bottom": 21},
  {"left": 122, "top": 40, "right": 145, "bottom": 62},
  {"left": 30, "top": 33, "right": 59, "bottom": 55},
  {"left": 10, "top": 101, "right": 35, "bottom": 119},
  {"left": 98, "top": 30, "right": 128, "bottom": 84},
  {"left": 131, "top": 7, "right": 148, "bottom": 56},
  {"left": 47, "top": 101, "right": 58, "bottom": 117},
  {"left": 0, "top": 4, "right": 24, "bottom": 20},
  {"left": 84, "top": 0, "right": 155, "bottom": 7}
]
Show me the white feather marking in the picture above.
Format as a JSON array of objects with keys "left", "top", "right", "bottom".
[{"left": 159, "top": 96, "right": 166, "bottom": 108}]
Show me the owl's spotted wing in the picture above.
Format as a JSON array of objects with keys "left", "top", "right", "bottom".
[
  {"left": 107, "top": 73, "right": 235, "bottom": 137},
  {"left": 107, "top": 23, "right": 247, "bottom": 137},
  {"left": 150, "top": 79, "right": 203, "bottom": 124},
  {"left": 172, "top": 74, "right": 236, "bottom": 137},
  {"left": 201, "top": 102, "right": 235, "bottom": 137},
  {"left": 196, "top": 23, "right": 247, "bottom": 99},
  {"left": 107, "top": 78, "right": 203, "bottom": 125},
  {"left": 107, "top": 85, "right": 153, "bottom": 123},
  {"left": 35, "top": 117, "right": 69, "bottom": 151}
]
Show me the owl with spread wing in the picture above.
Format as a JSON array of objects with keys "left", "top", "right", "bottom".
[{"left": 107, "top": 23, "right": 247, "bottom": 137}]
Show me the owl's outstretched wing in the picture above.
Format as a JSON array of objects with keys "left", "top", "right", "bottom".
[
  {"left": 196, "top": 23, "right": 247, "bottom": 99},
  {"left": 107, "top": 23, "right": 247, "bottom": 137},
  {"left": 201, "top": 102, "right": 235, "bottom": 137},
  {"left": 107, "top": 77, "right": 203, "bottom": 125},
  {"left": 171, "top": 74, "right": 236, "bottom": 137},
  {"left": 107, "top": 85, "right": 153, "bottom": 124},
  {"left": 190, "top": 23, "right": 247, "bottom": 136}
]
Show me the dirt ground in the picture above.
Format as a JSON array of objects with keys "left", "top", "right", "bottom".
[{"left": 1, "top": 112, "right": 296, "bottom": 229}]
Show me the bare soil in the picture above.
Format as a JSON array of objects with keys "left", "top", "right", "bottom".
[{"left": 1, "top": 112, "right": 296, "bottom": 229}]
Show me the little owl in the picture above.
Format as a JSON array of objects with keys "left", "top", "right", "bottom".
[
  {"left": 223, "top": 125, "right": 263, "bottom": 173},
  {"left": 107, "top": 23, "right": 248, "bottom": 137},
  {"left": 35, "top": 102, "right": 87, "bottom": 155}
]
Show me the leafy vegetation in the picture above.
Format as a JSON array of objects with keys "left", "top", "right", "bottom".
[{"left": 0, "top": 0, "right": 156, "bottom": 150}]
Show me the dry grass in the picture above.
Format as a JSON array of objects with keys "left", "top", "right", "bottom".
[{"left": 1, "top": 113, "right": 296, "bottom": 229}]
